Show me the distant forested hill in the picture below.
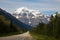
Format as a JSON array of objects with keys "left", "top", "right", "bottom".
[{"left": 0, "top": 14, "right": 26, "bottom": 37}]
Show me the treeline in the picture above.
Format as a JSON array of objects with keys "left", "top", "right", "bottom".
[
  {"left": 0, "top": 14, "right": 26, "bottom": 36},
  {"left": 30, "top": 12, "right": 60, "bottom": 39}
]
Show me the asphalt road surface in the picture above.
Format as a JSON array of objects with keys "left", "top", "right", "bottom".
[{"left": 0, "top": 31, "right": 35, "bottom": 40}]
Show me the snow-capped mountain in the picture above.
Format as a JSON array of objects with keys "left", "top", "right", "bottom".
[{"left": 13, "top": 7, "right": 50, "bottom": 26}]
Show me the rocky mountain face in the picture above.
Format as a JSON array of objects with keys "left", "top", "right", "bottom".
[{"left": 13, "top": 7, "right": 50, "bottom": 26}]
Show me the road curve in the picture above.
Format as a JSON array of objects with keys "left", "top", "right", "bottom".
[{"left": 0, "top": 31, "right": 34, "bottom": 40}]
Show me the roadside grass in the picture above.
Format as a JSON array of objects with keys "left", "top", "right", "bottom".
[
  {"left": 30, "top": 32, "right": 57, "bottom": 40},
  {"left": 0, "top": 32, "right": 20, "bottom": 37},
  {"left": 0, "top": 31, "right": 25, "bottom": 37}
]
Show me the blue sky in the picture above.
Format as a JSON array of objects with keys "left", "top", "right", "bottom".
[{"left": 0, "top": 0, "right": 60, "bottom": 15}]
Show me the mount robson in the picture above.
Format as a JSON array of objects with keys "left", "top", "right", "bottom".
[
  {"left": 0, "top": 7, "right": 60, "bottom": 40},
  {"left": 13, "top": 7, "right": 50, "bottom": 26}
]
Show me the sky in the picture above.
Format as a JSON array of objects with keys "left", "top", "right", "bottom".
[{"left": 0, "top": 0, "right": 60, "bottom": 15}]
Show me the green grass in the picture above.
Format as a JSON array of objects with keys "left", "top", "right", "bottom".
[
  {"left": 0, "top": 31, "right": 25, "bottom": 37},
  {"left": 30, "top": 32, "right": 57, "bottom": 40}
]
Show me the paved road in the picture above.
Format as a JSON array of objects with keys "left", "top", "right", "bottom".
[{"left": 0, "top": 31, "right": 34, "bottom": 40}]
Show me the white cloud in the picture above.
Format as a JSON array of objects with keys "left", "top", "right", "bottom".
[
  {"left": 0, "top": 0, "right": 60, "bottom": 13},
  {"left": 52, "top": 0, "right": 60, "bottom": 3},
  {"left": 0, "top": 0, "right": 8, "bottom": 1},
  {"left": 55, "top": 0, "right": 60, "bottom": 2}
]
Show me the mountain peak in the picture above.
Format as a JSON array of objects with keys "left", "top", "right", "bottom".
[
  {"left": 18, "top": 7, "right": 29, "bottom": 11},
  {"left": 14, "top": 7, "right": 29, "bottom": 14},
  {"left": 13, "top": 7, "right": 50, "bottom": 26},
  {"left": 14, "top": 7, "right": 41, "bottom": 17}
]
